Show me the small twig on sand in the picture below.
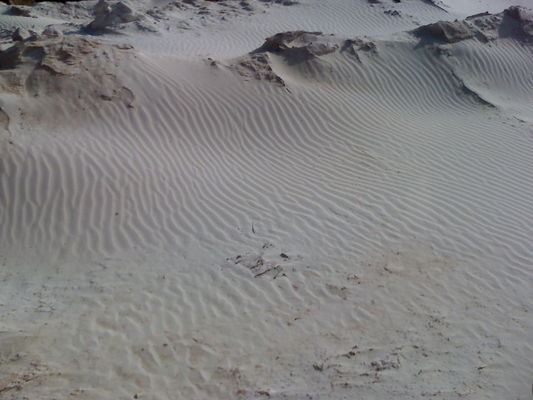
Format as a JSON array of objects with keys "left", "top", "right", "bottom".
[
  {"left": 255, "top": 265, "right": 282, "bottom": 278},
  {"left": 255, "top": 267, "right": 274, "bottom": 278}
]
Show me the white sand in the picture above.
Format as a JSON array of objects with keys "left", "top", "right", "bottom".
[{"left": 0, "top": 1, "right": 532, "bottom": 399}]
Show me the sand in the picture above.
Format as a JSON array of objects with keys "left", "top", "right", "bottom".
[{"left": 0, "top": 1, "right": 532, "bottom": 399}]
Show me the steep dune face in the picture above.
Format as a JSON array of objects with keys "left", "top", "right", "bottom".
[{"left": 0, "top": 3, "right": 532, "bottom": 400}]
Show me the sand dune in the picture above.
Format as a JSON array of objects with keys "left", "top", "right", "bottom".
[{"left": 0, "top": 1, "right": 532, "bottom": 399}]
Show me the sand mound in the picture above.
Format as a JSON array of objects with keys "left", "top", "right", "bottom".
[
  {"left": 415, "top": 6, "right": 533, "bottom": 43},
  {"left": 86, "top": 0, "right": 142, "bottom": 31},
  {"left": 0, "top": 33, "right": 134, "bottom": 130},
  {"left": 227, "top": 31, "right": 341, "bottom": 85},
  {"left": 256, "top": 31, "right": 339, "bottom": 58},
  {"left": 228, "top": 31, "right": 353, "bottom": 85},
  {"left": 415, "top": 19, "right": 478, "bottom": 43}
]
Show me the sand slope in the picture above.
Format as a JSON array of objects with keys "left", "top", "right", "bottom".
[{"left": 0, "top": 2, "right": 532, "bottom": 400}]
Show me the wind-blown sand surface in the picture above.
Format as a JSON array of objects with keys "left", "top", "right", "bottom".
[{"left": 0, "top": 1, "right": 532, "bottom": 399}]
